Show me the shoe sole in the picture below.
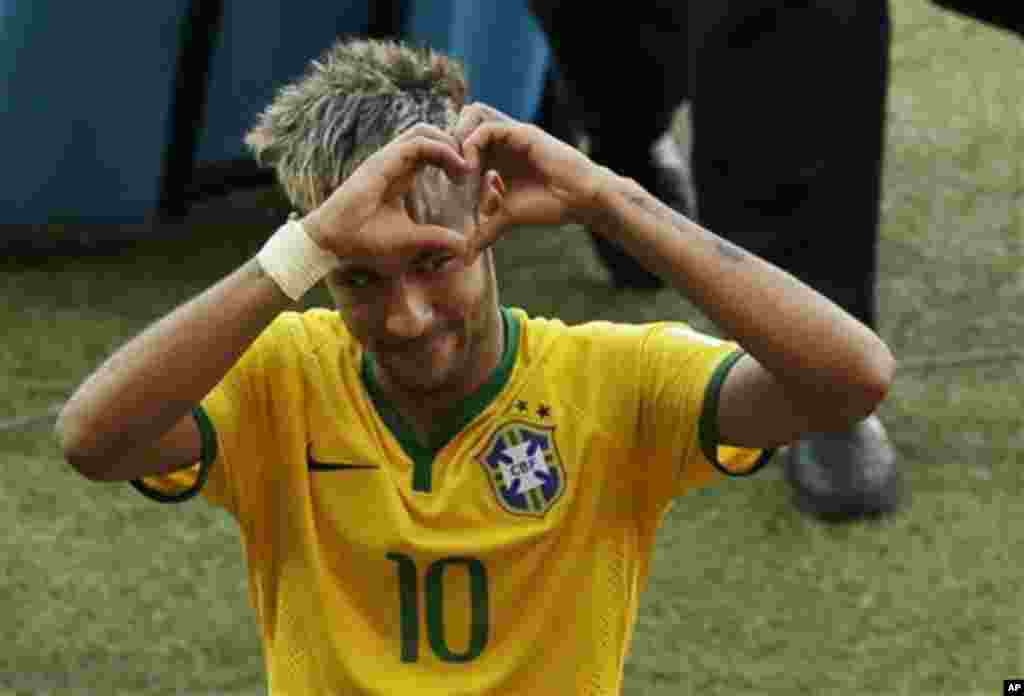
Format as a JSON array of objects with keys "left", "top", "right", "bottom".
[{"left": 784, "top": 442, "right": 906, "bottom": 524}]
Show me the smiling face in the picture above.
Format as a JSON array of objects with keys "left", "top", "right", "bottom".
[{"left": 325, "top": 168, "right": 504, "bottom": 408}]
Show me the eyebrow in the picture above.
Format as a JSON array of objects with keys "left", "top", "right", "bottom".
[{"left": 335, "top": 249, "right": 453, "bottom": 278}]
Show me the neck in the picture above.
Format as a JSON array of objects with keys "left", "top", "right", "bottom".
[{"left": 383, "top": 305, "right": 505, "bottom": 444}]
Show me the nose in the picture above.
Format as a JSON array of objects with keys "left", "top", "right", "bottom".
[{"left": 383, "top": 277, "right": 434, "bottom": 342}]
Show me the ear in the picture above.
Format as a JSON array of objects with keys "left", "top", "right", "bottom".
[{"left": 475, "top": 169, "right": 506, "bottom": 228}]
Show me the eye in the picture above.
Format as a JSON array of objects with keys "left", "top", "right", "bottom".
[
  {"left": 338, "top": 270, "right": 378, "bottom": 289},
  {"left": 417, "top": 254, "right": 454, "bottom": 274}
]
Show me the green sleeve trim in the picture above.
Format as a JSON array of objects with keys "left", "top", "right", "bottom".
[
  {"left": 193, "top": 403, "right": 219, "bottom": 468},
  {"left": 129, "top": 405, "right": 216, "bottom": 504},
  {"left": 698, "top": 350, "right": 774, "bottom": 477},
  {"left": 362, "top": 305, "right": 521, "bottom": 493}
]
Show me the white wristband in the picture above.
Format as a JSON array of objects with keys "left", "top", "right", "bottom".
[{"left": 256, "top": 217, "right": 340, "bottom": 301}]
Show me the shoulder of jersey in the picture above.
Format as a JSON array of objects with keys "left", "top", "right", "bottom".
[
  {"left": 506, "top": 312, "right": 650, "bottom": 384},
  {"left": 283, "top": 308, "right": 352, "bottom": 347},
  {"left": 247, "top": 310, "right": 353, "bottom": 370}
]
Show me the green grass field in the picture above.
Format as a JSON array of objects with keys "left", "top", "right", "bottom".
[{"left": 2, "top": 1, "right": 1023, "bottom": 693}]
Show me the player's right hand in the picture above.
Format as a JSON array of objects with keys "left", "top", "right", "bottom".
[
  {"left": 301, "top": 123, "right": 474, "bottom": 261},
  {"left": 455, "top": 102, "right": 614, "bottom": 232}
]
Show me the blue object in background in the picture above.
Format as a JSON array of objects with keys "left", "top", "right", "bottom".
[
  {"left": 0, "top": 0, "right": 189, "bottom": 225},
  {"left": 197, "top": 0, "right": 552, "bottom": 164},
  {"left": 195, "top": 0, "right": 371, "bottom": 165},
  {"left": 0, "top": 0, "right": 552, "bottom": 227},
  {"left": 403, "top": 0, "right": 550, "bottom": 122}
]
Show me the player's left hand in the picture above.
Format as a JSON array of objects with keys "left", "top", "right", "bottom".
[{"left": 453, "top": 102, "right": 615, "bottom": 245}]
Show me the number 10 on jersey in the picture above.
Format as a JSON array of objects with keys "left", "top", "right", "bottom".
[{"left": 386, "top": 553, "right": 490, "bottom": 663}]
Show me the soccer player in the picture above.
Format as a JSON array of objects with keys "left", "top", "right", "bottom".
[{"left": 56, "top": 39, "right": 894, "bottom": 695}]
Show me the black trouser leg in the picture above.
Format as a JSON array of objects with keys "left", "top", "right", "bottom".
[
  {"left": 535, "top": 66, "right": 585, "bottom": 146},
  {"left": 690, "top": 0, "right": 889, "bottom": 328},
  {"left": 528, "top": 0, "right": 690, "bottom": 287},
  {"left": 930, "top": 0, "right": 1024, "bottom": 37},
  {"left": 157, "top": 0, "right": 225, "bottom": 221},
  {"left": 527, "top": 0, "right": 687, "bottom": 175}
]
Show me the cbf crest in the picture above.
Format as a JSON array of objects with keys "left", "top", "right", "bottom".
[{"left": 478, "top": 422, "right": 565, "bottom": 517}]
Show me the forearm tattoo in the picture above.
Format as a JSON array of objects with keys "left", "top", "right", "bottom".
[{"left": 623, "top": 190, "right": 746, "bottom": 263}]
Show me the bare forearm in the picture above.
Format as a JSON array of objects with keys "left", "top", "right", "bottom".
[
  {"left": 589, "top": 175, "right": 894, "bottom": 410},
  {"left": 57, "top": 258, "right": 295, "bottom": 458}
]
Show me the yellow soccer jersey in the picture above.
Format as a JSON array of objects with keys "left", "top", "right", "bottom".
[{"left": 133, "top": 305, "right": 771, "bottom": 695}]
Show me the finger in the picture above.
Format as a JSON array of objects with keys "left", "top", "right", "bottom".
[
  {"left": 479, "top": 103, "right": 514, "bottom": 123},
  {"left": 467, "top": 102, "right": 513, "bottom": 123},
  {"left": 460, "top": 121, "right": 507, "bottom": 173},
  {"left": 452, "top": 102, "right": 514, "bottom": 148},
  {"left": 388, "top": 135, "right": 471, "bottom": 187},
  {"left": 394, "top": 122, "right": 453, "bottom": 142},
  {"left": 451, "top": 110, "right": 482, "bottom": 149},
  {"left": 395, "top": 121, "right": 461, "bottom": 151},
  {"left": 469, "top": 220, "right": 500, "bottom": 259},
  {"left": 464, "top": 217, "right": 502, "bottom": 266},
  {"left": 402, "top": 222, "right": 471, "bottom": 259}
]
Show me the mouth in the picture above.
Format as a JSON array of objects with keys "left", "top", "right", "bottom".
[{"left": 383, "top": 331, "right": 452, "bottom": 360}]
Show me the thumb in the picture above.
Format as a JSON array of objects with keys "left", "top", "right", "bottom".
[
  {"left": 466, "top": 212, "right": 505, "bottom": 263},
  {"left": 404, "top": 223, "right": 472, "bottom": 258}
]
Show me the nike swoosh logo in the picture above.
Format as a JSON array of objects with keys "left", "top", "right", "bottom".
[{"left": 307, "top": 445, "right": 380, "bottom": 472}]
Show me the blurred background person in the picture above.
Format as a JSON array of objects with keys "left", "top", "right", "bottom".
[
  {"left": 527, "top": 0, "right": 1024, "bottom": 524},
  {"left": 529, "top": 0, "right": 900, "bottom": 524},
  {"left": 930, "top": 1, "right": 1022, "bottom": 36}
]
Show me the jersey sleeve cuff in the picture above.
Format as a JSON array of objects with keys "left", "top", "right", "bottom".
[
  {"left": 129, "top": 405, "right": 218, "bottom": 504},
  {"left": 698, "top": 349, "right": 775, "bottom": 477}
]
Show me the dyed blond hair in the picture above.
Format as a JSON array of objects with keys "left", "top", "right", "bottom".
[{"left": 245, "top": 38, "right": 469, "bottom": 214}]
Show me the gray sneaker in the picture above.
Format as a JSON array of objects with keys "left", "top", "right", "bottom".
[{"left": 783, "top": 414, "right": 905, "bottom": 522}]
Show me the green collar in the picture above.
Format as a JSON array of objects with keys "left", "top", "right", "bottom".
[{"left": 361, "top": 306, "right": 520, "bottom": 492}]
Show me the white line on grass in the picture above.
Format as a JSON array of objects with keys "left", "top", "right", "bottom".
[
  {"left": 0, "top": 401, "right": 64, "bottom": 432},
  {"left": 897, "top": 347, "right": 1024, "bottom": 371}
]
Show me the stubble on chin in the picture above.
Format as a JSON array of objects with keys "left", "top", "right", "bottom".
[{"left": 386, "top": 332, "right": 464, "bottom": 396}]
